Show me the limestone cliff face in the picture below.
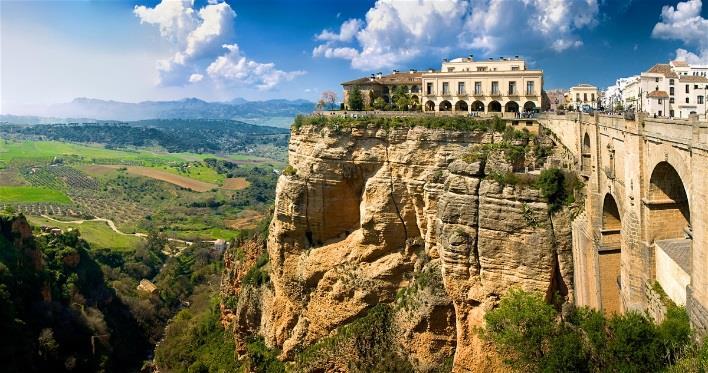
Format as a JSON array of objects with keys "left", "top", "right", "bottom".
[{"left": 224, "top": 124, "right": 574, "bottom": 371}]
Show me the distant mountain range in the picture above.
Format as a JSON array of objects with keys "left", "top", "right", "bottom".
[{"left": 1, "top": 97, "right": 316, "bottom": 128}]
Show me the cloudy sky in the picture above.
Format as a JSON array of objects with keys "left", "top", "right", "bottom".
[{"left": 1, "top": 0, "right": 707, "bottom": 114}]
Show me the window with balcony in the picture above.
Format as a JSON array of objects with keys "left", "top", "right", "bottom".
[
  {"left": 458, "top": 82, "right": 465, "bottom": 95},
  {"left": 442, "top": 82, "right": 450, "bottom": 95},
  {"left": 584, "top": 93, "right": 588, "bottom": 102},
  {"left": 591, "top": 93, "right": 595, "bottom": 102},
  {"left": 474, "top": 82, "right": 482, "bottom": 95},
  {"left": 576, "top": 93, "right": 580, "bottom": 102},
  {"left": 426, "top": 82, "right": 433, "bottom": 95},
  {"left": 491, "top": 81, "right": 499, "bottom": 95},
  {"left": 526, "top": 81, "right": 534, "bottom": 95},
  {"left": 508, "top": 81, "right": 517, "bottom": 95}
]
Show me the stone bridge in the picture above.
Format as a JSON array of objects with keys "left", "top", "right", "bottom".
[{"left": 538, "top": 112, "right": 708, "bottom": 332}]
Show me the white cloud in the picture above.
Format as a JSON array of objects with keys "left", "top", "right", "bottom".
[
  {"left": 135, "top": 0, "right": 303, "bottom": 88},
  {"left": 316, "top": 19, "right": 362, "bottom": 42},
  {"left": 207, "top": 44, "right": 305, "bottom": 90},
  {"left": 313, "top": 0, "right": 599, "bottom": 70},
  {"left": 652, "top": 0, "right": 708, "bottom": 64}
]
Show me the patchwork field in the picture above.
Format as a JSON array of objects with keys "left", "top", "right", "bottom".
[
  {"left": 104, "top": 165, "right": 218, "bottom": 192},
  {"left": 222, "top": 177, "right": 250, "bottom": 190},
  {"left": 224, "top": 209, "right": 263, "bottom": 230},
  {"left": 0, "top": 186, "right": 71, "bottom": 203}
]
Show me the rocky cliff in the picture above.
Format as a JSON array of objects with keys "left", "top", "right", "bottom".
[{"left": 221, "top": 122, "right": 575, "bottom": 372}]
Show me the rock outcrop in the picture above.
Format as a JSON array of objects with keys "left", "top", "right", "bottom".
[{"left": 222, "top": 123, "right": 574, "bottom": 371}]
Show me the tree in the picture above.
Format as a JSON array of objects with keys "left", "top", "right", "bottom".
[
  {"left": 315, "top": 99, "right": 325, "bottom": 111},
  {"left": 395, "top": 95, "right": 410, "bottom": 111},
  {"left": 373, "top": 97, "right": 386, "bottom": 111},
  {"left": 320, "top": 91, "right": 337, "bottom": 110},
  {"left": 348, "top": 86, "right": 364, "bottom": 111},
  {"left": 614, "top": 102, "right": 624, "bottom": 112}
]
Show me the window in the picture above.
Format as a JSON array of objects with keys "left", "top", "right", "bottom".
[
  {"left": 658, "top": 99, "right": 662, "bottom": 104},
  {"left": 670, "top": 98, "right": 675, "bottom": 104},
  {"left": 584, "top": 93, "right": 588, "bottom": 102},
  {"left": 508, "top": 81, "right": 516, "bottom": 95},
  {"left": 411, "top": 85, "right": 420, "bottom": 93},
  {"left": 477, "top": 66, "right": 487, "bottom": 72},
  {"left": 442, "top": 82, "right": 450, "bottom": 95},
  {"left": 447, "top": 67, "right": 455, "bottom": 72},
  {"left": 526, "top": 81, "right": 534, "bottom": 95},
  {"left": 695, "top": 84, "right": 699, "bottom": 89},
  {"left": 457, "top": 82, "right": 465, "bottom": 94},
  {"left": 491, "top": 81, "right": 499, "bottom": 95},
  {"left": 699, "top": 96, "right": 705, "bottom": 104},
  {"left": 670, "top": 79, "right": 674, "bottom": 85},
  {"left": 655, "top": 86, "right": 659, "bottom": 91},
  {"left": 474, "top": 82, "right": 482, "bottom": 95},
  {"left": 426, "top": 82, "right": 433, "bottom": 95},
  {"left": 659, "top": 110, "right": 663, "bottom": 116},
  {"left": 591, "top": 93, "right": 595, "bottom": 102},
  {"left": 686, "top": 97, "right": 690, "bottom": 103},
  {"left": 670, "top": 87, "right": 674, "bottom": 95},
  {"left": 511, "top": 66, "right": 519, "bottom": 71},
  {"left": 670, "top": 110, "right": 675, "bottom": 117},
  {"left": 576, "top": 93, "right": 581, "bottom": 102},
  {"left": 686, "top": 84, "right": 690, "bottom": 93},
  {"left": 655, "top": 77, "right": 660, "bottom": 82}
]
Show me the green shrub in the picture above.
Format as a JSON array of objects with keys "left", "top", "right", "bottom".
[{"left": 282, "top": 165, "right": 296, "bottom": 176}]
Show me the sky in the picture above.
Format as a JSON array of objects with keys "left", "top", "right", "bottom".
[{"left": 1, "top": 0, "right": 707, "bottom": 114}]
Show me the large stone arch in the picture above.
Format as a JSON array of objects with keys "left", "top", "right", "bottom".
[
  {"left": 488, "top": 100, "right": 501, "bottom": 112},
  {"left": 471, "top": 100, "right": 484, "bottom": 112},
  {"left": 439, "top": 100, "right": 452, "bottom": 112},
  {"left": 505, "top": 101, "right": 519, "bottom": 112},
  {"left": 599, "top": 193, "right": 622, "bottom": 314},
  {"left": 425, "top": 100, "right": 435, "bottom": 112},
  {"left": 454, "top": 100, "right": 468, "bottom": 112},
  {"left": 647, "top": 161, "right": 691, "bottom": 241}
]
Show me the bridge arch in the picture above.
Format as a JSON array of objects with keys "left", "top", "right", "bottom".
[
  {"left": 599, "top": 193, "right": 622, "bottom": 314},
  {"left": 647, "top": 161, "right": 690, "bottom": 241}
]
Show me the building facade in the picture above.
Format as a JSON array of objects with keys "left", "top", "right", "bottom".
[
  {"left": 341, "top": 70, "right": 422, "bottom": 110},
  {"left": 545, "top": 89, "right": 567, "bottom": 112},
  {"left": 420, "top": 57, "right": 543, "bottom": 113},
  {"left": 622, "top": 61, "right": 707, "bottom": 119},
  {"left": 567, "top": 84, "right": 599, "bottom": 110}
]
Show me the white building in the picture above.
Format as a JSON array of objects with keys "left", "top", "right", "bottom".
[
  {"left": 603, "top": 75, "right": 638, "bottom": 110},
  {"left": 622, "top": 61, "right": 707, "bottom": 119}
]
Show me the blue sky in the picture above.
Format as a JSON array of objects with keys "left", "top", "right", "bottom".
[{"left": 2, "top": 0, "right": 707, "bottom": 114}]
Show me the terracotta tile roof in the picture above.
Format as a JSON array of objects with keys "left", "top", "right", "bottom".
[
  {"left": 671, "top": 60, "right": 689, "bottom": 67},
  {"left": 679, "top": 75, "right": 708, "bottom": 83},
  {"left": 646, "top": 64, "right": 678, "bottom": 78},
  {"left": 647, "top": 90, "right": 669, "bottom": 98},
  {"left": 341, "top": 72, "right": 422, "bottom": 86}
]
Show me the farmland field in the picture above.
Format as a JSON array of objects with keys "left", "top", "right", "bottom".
[
  {"left": 0, "top": 186, "right": 71, "bottom": 203},
  {"left": 0, "top": 139, "right": 281, "bottom": 243},
  {"left": 105, "top": 165, "right": 218, "bottom": 192},
  {"left": 222, "top": 177, "right": 250, "bottom": 190},
  {"left": 27, "top": 215, "right": 143, "bottom": 251}
]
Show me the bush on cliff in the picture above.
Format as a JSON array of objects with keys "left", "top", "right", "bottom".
[
  {"left": 292, "top": 113, "right": 506, "bottom": 132},
  {"left": 483, "top": 289, "right": 694, "bottom": 373}
]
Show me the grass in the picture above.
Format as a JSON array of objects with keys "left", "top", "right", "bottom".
[
  {"left": 0, "top": 186, "right": 71, "bottom": 203},
  {"left": 27, "top": 216, "right": 143, "bottom": 251}
]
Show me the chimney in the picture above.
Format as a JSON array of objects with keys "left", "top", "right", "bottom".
[
  {"left": 499, "top": 56, "right": 504, "bottom": 60},
  {"left": 428, "top": 68, "right": 434, "bottom": 73},
  {"left": 376, "top": 72, "right": 383, "bottom": 79},
  {"left": 443, "top": 58, "right": 449, "bottom": 62},
  {"left": 409, "top": 69, "right": 416, "bottom": 73},
  {"left": 515, "top": 55, "right": 519, "bottom": 59},
  {"left": 488, "top": 57, "right": 493, "bottom": 61}
]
